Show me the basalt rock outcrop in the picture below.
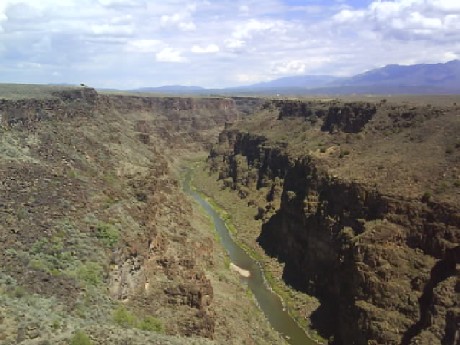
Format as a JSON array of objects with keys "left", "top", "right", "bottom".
[
  {"left": 0, "top": 88, "right": 98, "bottom": 127},
  {"left": 321, "top": 103, "right": 377, "bottom": 133},
  {"left": 1, "top": 89, "right": 238, "bottom": 148},
  {"left": 272, "top": 99, "right": 377, "bottom": 133},
  {"left": 273, "top": 99, "right": 329, "bottom": 120},
  {"left": 208, "top": 98, "right": 460, "bottom": 345}
]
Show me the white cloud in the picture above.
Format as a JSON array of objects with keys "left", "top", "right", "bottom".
[
  {"left": 98, "top": 0, "right": 140, "bottom": 7},
  {"left": 17, "top": 62, "right": 42, "bottom": 69},
  {"left": 232, "top": 19, "right": 290, "bottom": 40},
  {"left": 191, "top": 44, "right": 219, "bottom": 53},
  {"left": 270, "top": 56, "right": 335, "bottom": 76},
  {"left": 160, "top": 13, "right": 196, "bottom": 31},
  {"left": 369, "top": 1, "right": 403, "bottom": 22},
  {"left": 336, "top": 0, "right": 460, "bottom": 41},
  {"left": 428, "top": 0, "right": 460, "bottom": 12},
  {"left": 236, "top": 73, "right": 267, "bottom": 83},
  {"left": 110, "top": 14, "right": 133, "bottom": 25},
  {"left": 333, "top": 9, "right": 366, "bottom": 23},
  {"left": 444, "top": 14, "right": 460, "bottom": 30},
  {"left": 126, "top": 39, "right": 163, "bottom": 53},
  {"left": 442, "top": 51, "right": 459, "bottom": 61},
  {"left": 91, "top": 24, "right": 134, "bottom": 36},
  {"left": 179, "top": 21, "right": 196, "bottom": 31},
  {"left": 239, "top": 5, "right": 249, "bottom": 14},
  {"left": 156, "top": 47, "right": 187, "bottom": 63},
  {"left": 224, "top": 38, "right": 245, "bottom": 49},
  {"left": 159, "top": 3, "right": 197, "bottom": 32},
  {"left": 272, "top": 61, "right": 306, "bottom": 75}
]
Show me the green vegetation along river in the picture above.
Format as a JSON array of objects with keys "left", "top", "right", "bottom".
[{"left": 183, "top": 169, "right": 317, "bottom": 345}]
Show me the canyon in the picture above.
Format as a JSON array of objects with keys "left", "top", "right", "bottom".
[
  {"left": 0, "top": 86, "right": 282, "bottom": 345},
  {"left": 0, "top": 85, "right": 459, "bottom": 345}
]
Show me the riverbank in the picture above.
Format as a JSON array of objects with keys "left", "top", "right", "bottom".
[{"left": 189, "top": 163, "right": 326, "bottom": 344}]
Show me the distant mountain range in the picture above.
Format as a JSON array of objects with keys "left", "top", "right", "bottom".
[
  {"left": 126, "top": 60, "right": 460, "bottom": 95},
  {"left": 340, "top": 60, "right": 460, "bottom": 89},
  {"left": 239, "top": 60, "right": 460, "bottom": 94},
  {"left": 248, "top": 75, "right": 344, "bottom": 89}
]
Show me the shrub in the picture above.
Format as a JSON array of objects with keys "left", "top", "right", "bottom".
[
  {"left": 5, "top": 248, "right": 17, "bottom": 256},
  {"left": 102, "top": 173, "right": 117, "bottom": 186},
  {"left": 12, "top": 286, "right": 27, "bottom": 299},
  {"left": 113, "top": 306, "right": 137, "bottom": 328},
  {"left": 70, "top": 330, "right": 92, "bottom": 345},
  {"left": 67, "top": 169, "right": 79, "bottom": 179},
  {"left": 138, "top": 316, "right": 164, "bottom": 333},
  {"left": 76, "top": 262, "right": 102, "bottom": 286},
  {"left": 29, "top": 258, "right": 49, "bottom": 272},
  {"left": 421, "top": 192, "right": 431, "bottom": 203},
  {"left": 17, "top": 207, "right": 28, "bottom": 220},
  {"left": 112, "top": 306, "right": 163, "bottom": 333},
  {"left": 95, "top": 222, "right": 119, "bottom": 247},
  {"left": 51, "top": 320, "right": 60, "bottom": 331}
]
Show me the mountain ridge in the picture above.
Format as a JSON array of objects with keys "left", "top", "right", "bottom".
[
  {"left": 127, "top": 60, "right": 460, "bottom": 94},
  {"left": 241, "top": 60, "right": 460, "bottom": 93},
  {"left": 340, "top": 60, "right": 460, "bottom": 88}
]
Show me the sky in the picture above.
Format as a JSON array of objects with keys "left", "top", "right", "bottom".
[{"left": 0, "top": 0, "right": 459, "bottom": 89}]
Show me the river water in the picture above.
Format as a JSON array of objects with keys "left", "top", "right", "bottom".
[{"left": 183, "top": 170, "right": 317, "bottom": 345}]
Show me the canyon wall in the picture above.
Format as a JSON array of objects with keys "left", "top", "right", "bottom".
[
  {"left": 0, "top": 88, "right": 238, "bottom": 140},
  {"left": 1, "top": 88, "right": 276, "bottom": 344},
  {"left": 0, "top": 88, "right": 99, "bottom": 127},
  {"left": 209, "top": 99, "right": 460, "bottom": 345}
]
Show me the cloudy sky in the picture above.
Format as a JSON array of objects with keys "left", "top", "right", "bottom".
[{"left": 0, "top": 0, "right": 459, "bottom": 88}]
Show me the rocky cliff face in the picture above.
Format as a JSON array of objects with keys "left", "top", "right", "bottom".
[
  {"left": 0, "top": 88, "right": 274, "bottom": 345},
  {"left": 208, "top": 98, "right": 460, "bottom": 345},
  {"left": 1, "top": 89, "right": 238, "bottom": 145},
  {"left": 0, "top": 88, "right": 98, "bottom": 127},
  {"left": 273, "top": 99, "right": 378, "bottom": 133},
  {"left": 97, "top": 94, "right": 238, "bottom": 149}
]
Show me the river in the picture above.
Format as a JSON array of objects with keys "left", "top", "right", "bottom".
[{"left": 183, "top": 169, "right": 317, "bottom": 345}]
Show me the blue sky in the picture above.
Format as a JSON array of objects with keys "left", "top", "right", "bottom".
[{"left": 0, "top": 0, "right": 459, "bottom": 89}]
